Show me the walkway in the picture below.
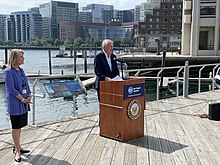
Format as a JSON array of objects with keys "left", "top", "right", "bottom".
[{"left": 0, "top": 90, "right": 220, "bottom": 164}]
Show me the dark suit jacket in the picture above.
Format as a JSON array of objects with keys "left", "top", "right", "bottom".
[{"left": 94, "top": 51, "right": 119, "bottom": 98}]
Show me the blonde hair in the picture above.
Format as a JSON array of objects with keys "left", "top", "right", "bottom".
[{"left": 8, "top": 49, "right": 24, "bottom": 67}]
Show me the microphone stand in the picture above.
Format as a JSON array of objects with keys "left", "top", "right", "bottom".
[{"left": 121, "top": 62, "right": 123, "bottom": 79}]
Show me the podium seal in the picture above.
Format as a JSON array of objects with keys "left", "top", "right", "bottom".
[{"left": 128, "top": 99, "right": 141, "bottom": 120}]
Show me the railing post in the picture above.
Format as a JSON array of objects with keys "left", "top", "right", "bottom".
[
  {"left": 32, "top": 79, "right": 46, "bottom": 125},
  {"left": 212, "top": 64, "right": 219, "bottom": 91},
  {"left": 32, "top": 79, "right": 37, "bottom": 125},
  {"left": 198, "top": 66, "right": 205, "bottom": 93},
  {"left": 183, "top": 61, "right": 189, "bottom": 98},
  {"left": 176, "top": 67, "right": 184, "bottom": 97},
  {"left": 157, "top": 68, "right": 164, "bottom": 101}
]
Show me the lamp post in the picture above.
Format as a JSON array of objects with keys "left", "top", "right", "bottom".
[{"left": 155, "top": 38, "right": 160, "bottom": 55}]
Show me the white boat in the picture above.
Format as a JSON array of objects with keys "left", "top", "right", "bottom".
[{"left": 55, "top": 45, "right": 69, "bottom": 58}]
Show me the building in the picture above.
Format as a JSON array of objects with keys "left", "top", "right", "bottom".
[
  {"left": 123, "top": 9, "right": 135, "bottom": 23},
  {"left": 139, "top": 0, "right": 161, "bottom": 22},
  {"left": 79, "top": 11, "right": 92, "bottom": 23},
  {"left": 182, "top": 0, "right": 220, "bottom": 56},
  {"left": 134, "top": 5, "right": 141, "bottom": 22},
  {"left": 135, "top": 0, "right": 183, "bottom": 51},
  {"left": 82, "top": 4, "right": 114, "bottom": 23},
  {"left": 60, "top": 21, "right": 81, "bottom": 40},
  {"left": 6, "top": 11, "right": 42, "bottom": 43},
  {"left": 39, "top": 1, "right": 79, "bottom": 39},
  {"left": 60, "top": 20, "right": 136, "bottom": 42},
  {"left": 0, "top": 15, "right": 8, "bottom": 41}
]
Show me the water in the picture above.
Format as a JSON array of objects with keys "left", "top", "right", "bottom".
[
  {"left": 0, "top": 49, "right": 99, "bottom": 130},
  {"left": 0, "top": 49, "right": 213, "bottom": 130}
]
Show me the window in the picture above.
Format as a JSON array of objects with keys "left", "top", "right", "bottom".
[
  {"left": 171, "top": 18, "right": 175, "bottom": 22},
  {"left": 163, "top": 11, "right": 168, "bottom": 16},
  {"left": 200, "top": 6, "right": 216, "bottom": 17},
  {"left": 170, "top": 24, "right": 175, "bottom": 28},
  {"left": 163, "top": 24, "right": 167, "bottom": 28},
  {"left": 171, "top": 11, "right": 176, "bottom": 15}
]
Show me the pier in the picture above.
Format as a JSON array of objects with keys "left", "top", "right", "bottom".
[
  {"left": 117, "top": 52, "right": 220, "bottom": 68},
  {"left": 0, "top": 90, "right": 219, "bottom": 164}
]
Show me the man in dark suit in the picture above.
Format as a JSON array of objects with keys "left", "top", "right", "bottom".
[{"left": 94, "top": 39, "right": 119, "bottom": 100}]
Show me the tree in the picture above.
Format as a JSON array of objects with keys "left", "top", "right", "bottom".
[
  {"left": 74, "top": 37, "right": 84, "bottom": 49},
  {"left": 93, "top": 39, "right": 102, "bottom": 47},
  {"left": 113, "top": 39, "right": 121, "bottom": 47},
  {"left": 64, "top": 39, "right": 72, "bottom": 47},
  {"left": 121, "top": 38, "right": 131, "bottom": 47},
  {"left": 54, "top": 39, "right": 62, "bottom": 46},
  {"left": 4, "top": 40, "right": 14, "bottom": 46},
  {"left": 0, "top": 40, "right": 4, "bottom": 46}
]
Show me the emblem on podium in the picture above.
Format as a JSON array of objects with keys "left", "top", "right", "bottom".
[{"left": 128, "top": 99, "right": 141, "bottom": 120}]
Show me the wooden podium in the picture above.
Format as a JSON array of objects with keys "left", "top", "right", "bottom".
[{"left": 100, "top": 78, "right": 145, "bottom": 142}]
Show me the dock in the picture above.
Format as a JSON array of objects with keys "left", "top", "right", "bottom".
[
  {"left": 117, "top": 52, "right": 220, "bottom": 68},
  {"left": 0, "top": 90, "right": 220, "bottom": 164}
]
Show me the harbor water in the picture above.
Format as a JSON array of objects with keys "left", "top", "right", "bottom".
[
  {"left": 0, "top": 49, "right": 213, "bottom": 130},
  {"left": 0, "top": 49, "right": 99, "bottom": 130}
]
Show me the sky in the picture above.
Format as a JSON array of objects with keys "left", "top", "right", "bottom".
[{"left": 0, "top": 0, "right": 146, "bottom": 14}]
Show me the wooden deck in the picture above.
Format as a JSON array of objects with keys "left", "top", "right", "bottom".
[{"left": 0, "top": 90, "right": 220, "bottom": 164}]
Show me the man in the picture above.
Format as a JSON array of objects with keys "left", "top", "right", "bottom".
[{"left": 94, "top": 39, "right": 119, "bottom": 100}]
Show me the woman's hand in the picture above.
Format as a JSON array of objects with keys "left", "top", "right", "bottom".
[{"left": 24, "top": 96, "right": 32, "bottom": 104}]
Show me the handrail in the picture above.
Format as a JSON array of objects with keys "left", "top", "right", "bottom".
[
  {"left": 32, "top": 79, "right": 46, "bottom": 125},
  {"left": 198, "top": 66, "right": 205, "bottom": 93},
  {"left": 126, "top": 62, "right": 220, "bottom": 101}
]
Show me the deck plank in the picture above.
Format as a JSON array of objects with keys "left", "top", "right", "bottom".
[{"left": 0, "top": 90, "right": 220, "bottom": 164}]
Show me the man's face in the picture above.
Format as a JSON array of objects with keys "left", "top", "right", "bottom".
[{"left": 104, "top": 42, "right": 113, "bottom": 55}]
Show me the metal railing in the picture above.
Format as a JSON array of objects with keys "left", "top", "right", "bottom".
[
  {"left": 32, "top": 79, "right": 46, "bottom": 125},
  {"left": 126, "top": 62, "right": 220, "bottom": 101}
]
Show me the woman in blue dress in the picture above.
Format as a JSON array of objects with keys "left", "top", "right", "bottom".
[{"left": 4, "top": 49, "right": 32, "bottom": 162}]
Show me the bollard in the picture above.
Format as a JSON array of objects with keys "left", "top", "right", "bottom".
[
  {"left": 73, "top": 49, "right": 77, "bottom": 74},
  {"left": 4, "top": 47, "right": 8, "bottom": 65},
  {"left": 48, "top": 50, "right": 52, "bottom": 75},
  {"left": 183, "top": 61, "right": 189, "bottom": 98},
  {"left": 84, "top": 51, "right": 87, "bottom": 73}
]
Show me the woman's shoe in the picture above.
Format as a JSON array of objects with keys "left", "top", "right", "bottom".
[
  {"left": 20, "top": 149, "right": 30, "bottom": 153},
  {"left": 13, "top": 146, "right": 30, "bottom": 154},
  {"left": 14, "top": 157, "right": 21, "bottom": 162}
]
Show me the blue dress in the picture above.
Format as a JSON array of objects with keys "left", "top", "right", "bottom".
[{"left": 4, "top": 67, "right": 31, "bottom": 115}]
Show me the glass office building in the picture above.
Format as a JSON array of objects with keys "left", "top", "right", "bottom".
[{"left": 39, "top": 1, "right": 79, "bottom": 39}]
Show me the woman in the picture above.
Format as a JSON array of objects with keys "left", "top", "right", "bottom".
[{"left": 4, "top": 49, "right": 32, "bottom": 162}]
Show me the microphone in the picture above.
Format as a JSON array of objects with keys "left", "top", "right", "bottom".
[{"left": 113, "top": 57, "right": 124, "bottom": 63}]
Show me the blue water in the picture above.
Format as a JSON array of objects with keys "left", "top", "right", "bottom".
[
  {"left": 0, "top": 49, "right": 212, "bottom": 130},
  {"left": 0, "top": 49, "right": 99, "bottom": 130}
]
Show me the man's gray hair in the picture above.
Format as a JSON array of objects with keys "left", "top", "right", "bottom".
[{"left": 102, "top": 39, "right": 113, "bottom": 49}]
